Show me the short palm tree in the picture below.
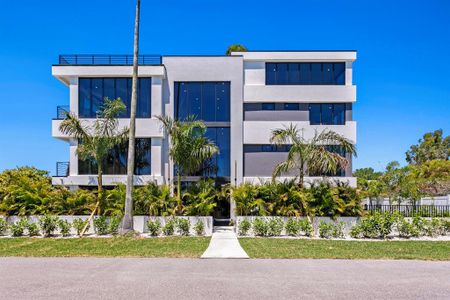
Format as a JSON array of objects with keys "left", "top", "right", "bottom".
[
  {"left": 226, "top": 44, "right": 248, "bottom": 55},
  {"left": 59, "top": 98, "right": 129, "bottom": 216},
  {"left": 156, "top": 116, "right": 218, "bottom": 214},
  {"left": 270, "top": 124, "right": 356, "bottom": 188}
]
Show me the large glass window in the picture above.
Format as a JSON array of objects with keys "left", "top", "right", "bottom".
[
  {"left": 174, "top": 82, "right": 230, "bottom": 122},
  {"left": 202, "top": 127, "right": 230, "bottom": 177},
  {"left": 78, "top": 78, "right": 151, "bottom": 118},
  {"left": 309, "top": 103, "right": 346, "bottom": 125},
  {"left": 78, "top": 138, "right": 151, "bottom": 175},
  {"left": 266, "top": 62, "right": 345, "bottom": 85}
]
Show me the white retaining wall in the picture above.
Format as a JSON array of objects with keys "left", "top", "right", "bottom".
[{"left": 133, "top": 216, "right": 213, "bottom": 236}]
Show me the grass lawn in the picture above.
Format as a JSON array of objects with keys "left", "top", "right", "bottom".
[
  {"left": 239, "top": 238, "right": 450, "bottom": 260},
  {"left": 0, "top": 237, "right": 210, "bottom": 258}
]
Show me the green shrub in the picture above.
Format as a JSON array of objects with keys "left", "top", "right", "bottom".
[
  {"left": 332, "top": 222, "right": 345, "bottom": 238},
  {"left": 11, "top": 218, "right": 28, "bottom": 237},
  {"left": 162, "top": 219, "right": 175, "bottom": 236},
  {"left": 396, "top": 218, "right": 416, "bottom": 238},
  {"left": 299, "top": 219, "right": 313, "bottom": 237},
  {"left": 267, "top": 218, "right": 284, "bottom": 236},
  {"left": 58, "top": 219, "right": 71, "bottom": 237},
  {"left": 72, "top": 218, "right": 90, "bottom": 236},
  {"left": 176, "top": 218, "right": 190, "bottom": 236},
  {"left": 193, "top": 220, "right": 205, "bottom": 236},
  {"left": 443, "top": 220, "right": 450, "bottom": 234},
  {"left": 318, "top": 221, "right": 333, "bottom": 239},
  {"left": 285, "top": 218, "right": 301, "bottom": 236},
  {"left": 0, "top": 218, "right": 8, "bottom": 235},
  {"left": 349, "top": 223, "right": 362, "bottom": 238},
  {"left": 252, "top": 218, "right": 268, "bottom": 236},
  {"left": 108, "top": 217, "right": 121, "bottom": 235},
  {"left": 238, "top": 218, "right": 251, "bottom": 236},
  {"left": 39, "top": 216, "right": 59, "bottom": 237},
  {"left": 423, "top": 218, "right": 446, "bottom": 237},
  {"left": 147, "top": 219, "right": 162, "bottom": 236},
  {"left": 27, "top": 222, "right": 40, "bottom": 237},
  {"left": 93, "top": 216, "right": 108, "bottom": 235},
  {"left": 357, "top": 212, "right": 395, "bottom": 239}
]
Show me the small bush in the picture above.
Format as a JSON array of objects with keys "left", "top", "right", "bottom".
[
  {"left": 93, "top": 216, "right": 109, "bottom": 235},
  {"left": 267, "top": 218, "right": 284, "bottom": 236},
  {"left": 299, "top": 219, "right": 313, "bottom": 237},
  {"left": 147, "top": 219, "right": 162, "bottom": 236},
  {"left": 11, "top": 218, "right": 28, "bottom": 237},
  {"left": 176, "top": 218, "right": 190, "bottom": 236},
  {"left": 238, "top": 218, "right": 251, "bottom": 236},
  {"left": 73, "top": 218, "right": 90, "bottom": 236},
  {"left": 193, "top": 220, "right": 205, "bottom": 236},
  {"left": 0, "top": 218, "right": 8, "bottom": 235},
  {"left": 332, "top": 222, "right": 345, "bottom": 238},
  {"left": 27, "top": 222, "right": 40, "bottom": 237},
  {"left": 443, "top": 220, "right": 450, "bottom": 234},
  {"left": 285, "top": 218, "right": 301, "bottom": 236},
  {"left": 357, "top": 212, "right": 395, "bottom": 239},
  {"left": 318, "top": 221, "right": 333, "bottom": 239},
  {"left": 253, "top": 218, "right": 268, "bottom": 237},
  {"left": 58, "top": 219, "right": 71, "bottom": 237},
  {"left": 108, "top": 217, "right": 121, "bottom": 235},
  {"left": 349, "top": 224, "right": 362, "bottom": 238},
  {"left": 162, "top": 219, "right": 175, "bottom": 236},
  {"left": 39, "top": 216, "right": 59, "bottom": 237},
  {"left": 397, "top": 218, "right": 416, "bottom": 238}
]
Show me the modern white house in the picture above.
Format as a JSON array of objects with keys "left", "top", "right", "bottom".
[{"left": 51, "top": 51, "right": 357, "bottom": 219}]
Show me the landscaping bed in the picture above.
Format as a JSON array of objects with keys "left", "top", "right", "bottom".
[
  {"left": 239, "top": 238, "right": 450, "bottom": 260},
  {"left": 0, "top": 237, "right": 210, "bottom": 257}
]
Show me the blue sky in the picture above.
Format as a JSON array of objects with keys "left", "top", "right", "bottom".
[{"left": 0, "top": 0, "right": 449, "bottom": 174}]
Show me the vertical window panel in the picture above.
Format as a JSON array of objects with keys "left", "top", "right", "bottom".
[
  {"left": 79, "top": 79, "right": 91, "bottom": 118},
  {"left": 334, "top": 63, "right": 345, "bottom": 85},
  {"left": 300, "top": 63, "right": 311, "bottom": 85},
  {"left": 311, "top": 63, "right": 323, "bottom": 84},
  {"left": 309, "top": 104, "right": 321, "bottom": 125},
  {"left": 216, "top": 82, "right": 230, "bottom": 122},
  {"left": 321, "top": 104, "right": 333, "bottom": 125},
  {"left": 91, "top": 79, "right": 103, "bottom": 117},
  {"left": 333, "top": 103, "right": 346, "bottom": 125},
  {"left": 202, "top": 83, "right": 216, "bottom": 121},
  {"left": 288, "top": 63, "right": 300, "bottom": 84},
  {"left": 276, "top": 63, "right": 288, "bottom": 84},
  {"left": 322, "top": 63, "right": 333, "bottom": 84},
  {"left": 266, "top": 63, "right": 277, "bottom": 84}
]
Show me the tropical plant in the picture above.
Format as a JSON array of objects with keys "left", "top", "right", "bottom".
[
  {"left": 332, "top": 222, "right": 345, "bottom": 238},
  {"left": 406, "top": 129, "right": 449, "bottom": 164},
  {"left": 39, "top": 216, "right": 59, "bottom": 237},
  {"left": 299, "top": 219, "right": 313, "bottom": 236},
  {"left": 58, "top": 219, "right": 72, "bottom": 237},
  {"left": 134, "top": 183, "right": 177, "bottom": 216},
  {"left": 108, "top": 217, "right": 121, "bottom": 235},
  {"left": 285, "top": 218, "right": 301, "bottom": 236},
  {"left": 176, "top": 218, "right": 190, "bottom": 236},
  {"left": 93, "top": 216, "right": 109, "bottom": 235},
  {"left": 10, "top": 218, "right": 27, "bottom": 237},
  {"left": 162, "top": 218, "right": 176, "bottom": 236},
  {"left": 27, "top": 222, "right": 40, "bottom": 237},
  {"left": 73, "top": 218, "right": 90, "bottom": 236},
  {"left": 156, "top": 116, "right": 218, "bottom": 213},
  {"left": 193, "top": 220, "right": 205, "bottom": 236},
  {"left": 238, "top": 218, "right": 251, "bottom": 236},
  {"left": 183, "top": 179, "right": 217, "bottom": 216},
  {"left": 232, "top": 183, "right": 266, "bottom": 216},
  {"left": 267, "top": 217, "right": 284, "bottom": 236},
  {"left": 0, "top": 218, "right": 7, "bottom": 235},
  {"left": 252, "top": 218, "right": 269, "bottom": 236},
  {"left": 59, "top": 99, "right": 129, "bottom": 217},
  {"left": 270, "top": 125, "right": 356, "bottom": 188},
  {"left": 226, "top": 44, "right": 248, "bottom": 55},
  {"left": 123, "top": 0, "right": 142, "bottom": 233},
  {"left": 147, "top": 219, "right": 162, "bottom": 236},
  {"left": 318, "top": 221, "right": 333, "bottom": 238}
]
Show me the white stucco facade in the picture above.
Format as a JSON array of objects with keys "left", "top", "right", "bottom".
[{"left": 51, "top": 51, "right": 357, "bottom": 189}]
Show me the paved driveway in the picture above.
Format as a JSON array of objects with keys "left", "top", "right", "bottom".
[{"left": 0, "top": 258, "right": 449, "bottom": 299}]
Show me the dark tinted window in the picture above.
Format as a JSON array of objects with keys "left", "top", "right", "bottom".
[
  {"left": 309, "top": 104, "right": 321, "bottom": 125},
  {"left": 266, "top": 62, "right": 345, "bottom": 85},
  {"left": 284, "top": 103, "right": 300, "bottom": 110},
  {"left": 78, "top": 78, "right": 151, "bottom": 118},
  {"left": 201, "top": 127, "right": 230, "bottom": 177},
  {"left": 262, "top": 103, "right": 275, "bottom": 110},
  {"left": 308, "top": 103, "right": 346, "bottom": 125}
]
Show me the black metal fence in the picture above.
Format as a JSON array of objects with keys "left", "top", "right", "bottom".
[
  {"left": 56, "top": 105, "right": 69, "bottom": 119},
  {"left": 58, "top": 54, "right": 162, "bottom": 65},
  {"left": 56, "top": 162, "right": 69, "bottom": 177},
  {"left": 365, "top": 204, "right": 450, "bottom": 217}
]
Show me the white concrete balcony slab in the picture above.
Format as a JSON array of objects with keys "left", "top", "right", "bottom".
[
  {"left": 243, "top": 176, "right": 357, "bottom": 188},
  {"left": 243, "top": 85, "right": 356, "bottom": 103},
  {"left": 52, "top": 175, "right": 164, "bottom": 186},
  {"left": 243, "top": 121, "right": 357, "bottom": 144},
  {"left": 52, "top": 118, "right": 164, "bottom": 140}
]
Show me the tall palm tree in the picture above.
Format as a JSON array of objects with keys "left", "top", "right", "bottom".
[
  {"left": 123, "top": 0, "right": 141, "bottom": 232},
  {"left": 226, "top": 44, "right": 248, "bottom": 55},
  {"left": 59, "top": 98, "right": 128, "bottom": 217},
  {"left": 156, "top": 116, "right": 218, "bottom": 214},
  {"left": 270, "top": 124, "right": 356, "bottom": 188}
]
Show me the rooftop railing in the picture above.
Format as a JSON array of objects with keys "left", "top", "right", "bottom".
[
  {"left": 58, "top": 54, "right": 162, "bottom": 65},
  {"left": 56, "top": 105, "right": 70, "bottom": 120},
  {"left": 56, "top": 162, "right": 69, "bottom": 177}
]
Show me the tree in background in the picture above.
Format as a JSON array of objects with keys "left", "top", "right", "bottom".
[
  {"left": 406, "top": 129, "right": 450, "bottom": 164},
  {"left": 156, "top": 116, "right": 218, "bottom": 214},
  {"left": 270, "top": 124, "right": 356, "bottom": 188},
  {"left": 353, "top": 167, "right": 383, "bottom": 181},
  {"left": 409, "top": 160, "right": 450, "bottom": 196},
  {"left": 59, "top": 98, "right": 128, "bottom": 216},
  {"left": 226, "top": 44, "right": 248, "bottom": 55}
]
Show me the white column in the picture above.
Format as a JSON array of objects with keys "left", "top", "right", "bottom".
[
  {"left": 69, "top": 139, "right": 78, "bottom": 176},
  {"left": 69, "top": 77, "right": 79, "bottom": 116},
  {"left": 151, "top": 138, "right": 163, "bottom": 177},
  {"left": 151, "top": 77, "right": 163, "bottom": 117},
  {"left": 345, "top": 62, "right": 353, "bottom": 86}
]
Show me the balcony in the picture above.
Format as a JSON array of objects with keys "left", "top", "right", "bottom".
[
  {"left": 55, "top": 105, "right": 69, "bottom": 120},
  {"left": 56, "top": 162, "right": 69, "bottom": 177},
  {"left": 58, "top": 54, "right": 162, "bottom": 66}
]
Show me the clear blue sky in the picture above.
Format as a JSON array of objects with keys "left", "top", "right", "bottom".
[{"left": 0, "top": 0, "right": 449, "bottom": 174}]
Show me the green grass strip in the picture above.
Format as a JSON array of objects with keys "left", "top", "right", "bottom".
[{"left": 239, "top": 238, "right": 450, "bottom": 260}]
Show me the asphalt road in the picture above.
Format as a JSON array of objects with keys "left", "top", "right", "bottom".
[{"left": 0, "top": 258, "right": 449, "bottom": 299}]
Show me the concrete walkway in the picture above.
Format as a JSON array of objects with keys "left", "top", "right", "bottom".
[{"left": 201, "top": 226, "right": 249, "bottom": 259}]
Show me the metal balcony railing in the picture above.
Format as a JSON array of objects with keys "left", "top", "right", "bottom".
[
  {"left": 56, "top": 162, "right": 69, "bottom": 177},
  {"left": 58, "top": 54, "right": 162, "bottom": 65},
  {"left": 56, "top": 105, "right": 70, "bottom": 120}
]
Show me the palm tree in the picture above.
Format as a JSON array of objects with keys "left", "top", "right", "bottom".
[
  {"left": 226, "top": 44, "right": 248, "bottom": 55},
  {"left": 123, "top": 0, "right": 141, "bottom": 232},
  {"left": 59, "top": 98, "right": 128, "bottom": 217},
  {"left": 270, "top": 124, "right": 357, "bottom": 188},
  {"left": 156, "top": 116, "right": 218, "bottom": 214}
]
